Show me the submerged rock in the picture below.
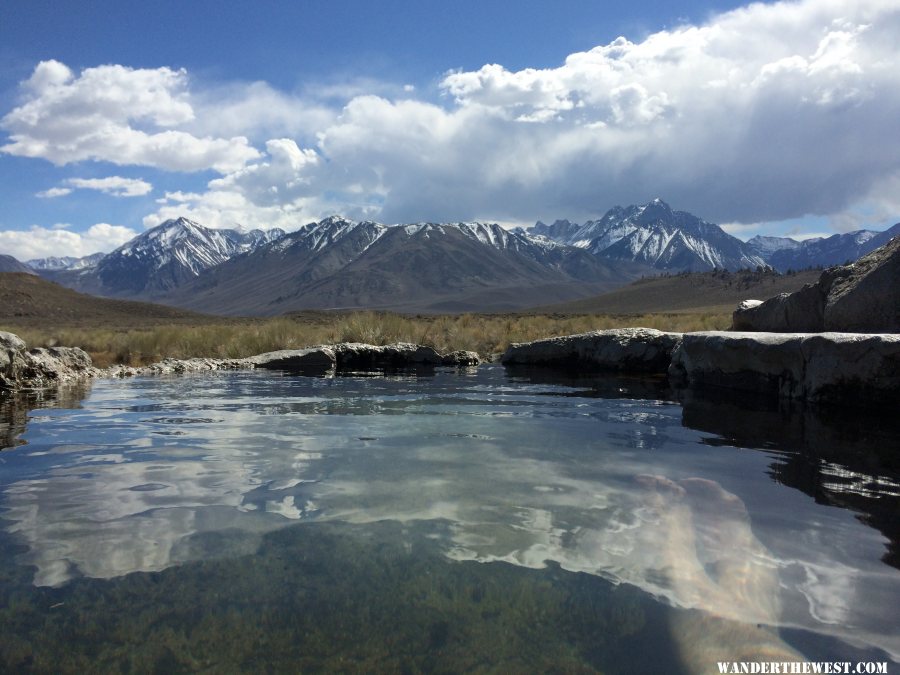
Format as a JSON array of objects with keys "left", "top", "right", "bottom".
[
  {"left": 440, "top": 350, "right": 481, "bottom": 366},
  {"left": 669, "top": 331, "right": 900, "bottom": 407},
  {"left": 501, "top": 328, "right": 682, "bottom": 374},
  {"left": 733, "top": 234, "right": 900, "bottom": 333}
]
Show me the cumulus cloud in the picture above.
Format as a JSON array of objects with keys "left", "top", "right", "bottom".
[
  {"left": 0, "top": 223, "right": 138, "bottom": 261},
  {"left": 1, "top": 61, "right": 260, "bottom": 173},
  {"left": 6, "top": 0, "right": 900, "bottom": 240}
]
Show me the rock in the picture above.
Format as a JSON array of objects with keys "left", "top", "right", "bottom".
[
  {"left": 669, "top": 331, "right": 900, "bottom": 407},
  {"left": 733, "top": 235, "right": 900, "bottom": 332},
  {"left": 18, "top": 347, "right": 98, "bottom": 386},
  {"left": 501, "top": 328, "right": 682, "bottom": 374},
  {"left": 246, "top": 348, "right": 336, "bottom": 371},
  {"left": 824, "top": 235, "right": 900, "bottom": 332},
  {"left": 441, "top": 350, "right": 481, "bottom": 366},
  {"left": 332, "top": 343, "right": 443, "bottom": 370},
  {"left": 0, "top": 331, "right": 26, "bottom": 353}
]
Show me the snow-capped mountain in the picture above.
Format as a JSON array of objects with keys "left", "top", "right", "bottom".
[
  {"left": 27, "top": 252, "right": 106, "bottom": 271},
  {"left": 533, "top": 199, "right": 767, "bottom": 271},
  {"left": 42, "top": 218, "right": 286, "bottom": 297},
  {"left": 161, "top": 216, "right": 637, "bottom": 314},
  {"left": 757, "top": 223, "right": 900, "bottom": 272},
  {"left": 746, "top": 235, "right": 802, "bottom": 258}
]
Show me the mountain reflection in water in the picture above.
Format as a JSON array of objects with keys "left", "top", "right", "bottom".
[{"left": 0, "top": 366, "right": 897, "bottom": 672}]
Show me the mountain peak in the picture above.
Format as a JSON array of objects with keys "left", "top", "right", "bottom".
[
  {"left": 636, "top": 198, "right": 674, "bottom": 224},
  {"left": 319, "top": 215, "right": 354, "bottom": 227}
]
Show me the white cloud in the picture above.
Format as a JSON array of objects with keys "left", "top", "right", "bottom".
[
  {"left": 36, "top": 187, "right": 73, "bottom": 199},
  {"left": 6, "top": 0, "right": 900, "bottom": 236},
  {"left": 1, "top": 61, "right": 260, "bottom": 173},
  {"left": 0, "top": 223, "right": 138, "bottom": 261},
  {"left": 66, "top": 176, "right": 153, "bottom": 197},
  {"left": 37, "top": 176, "right": 153, "bottom": 198}
]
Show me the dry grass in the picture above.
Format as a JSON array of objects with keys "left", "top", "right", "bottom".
[{"left": 6, "top": 310, "right": 731, "bottom": 367}]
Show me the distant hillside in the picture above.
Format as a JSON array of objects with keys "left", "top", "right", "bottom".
[
  {"left": 536, "top": 268, "right": 821, "bottom": 315},
  {"left": 0, "top": 255, "right": 35, "bottom": 274},
  {"left": 0, "top": 273, "right": 217, "bottom": 328}
]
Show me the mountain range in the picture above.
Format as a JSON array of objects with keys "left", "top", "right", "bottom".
[
  {"left": 746, "top": 223, "right": 900, "bottom": 272},
  {"left": 138, "top": 216, "right": 637, "bottom": 314},
  {"left": 6, "top": 200, "right": 897, "bottom": 316}
]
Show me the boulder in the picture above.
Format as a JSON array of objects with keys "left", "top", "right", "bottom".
[
  {"left": 501, "top": 328, "right": 682, "bottom": 374},
  {"left": 2, "top": 332, "right": 100, "bottom": 390},
  {"left": 731, "top": 284, "right": 826, "bottom": 332},
  {"left": 733, "top": 235, "right": 900, "bottom": 333},
  {"left": 669, "top": 331, "right": 900, "bottom": 407}
]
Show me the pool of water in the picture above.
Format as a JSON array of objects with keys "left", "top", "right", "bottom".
[{"left": 0, "top": 366, "right": 898, "bottom": 673}]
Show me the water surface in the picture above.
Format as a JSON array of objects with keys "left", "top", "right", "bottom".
[{"left": 0, "top": 366, "right": 897, "bottom": 673}]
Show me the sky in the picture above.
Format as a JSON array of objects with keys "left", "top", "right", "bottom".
[{"left": 1, "top": 0, "right": 899, "bottom": 261}]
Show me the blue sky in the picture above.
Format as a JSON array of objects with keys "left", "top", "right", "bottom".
[{"left": 1, "top": 0, "right": 899, "bottom": 260}]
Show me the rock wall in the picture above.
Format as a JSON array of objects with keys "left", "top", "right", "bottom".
[{"left": 669, "top": 331, "right": 900, "bottom": 406}]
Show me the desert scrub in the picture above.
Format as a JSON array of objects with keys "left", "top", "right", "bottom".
[{"left": 6, "top": 310, "right": 730, "bottom": 366}]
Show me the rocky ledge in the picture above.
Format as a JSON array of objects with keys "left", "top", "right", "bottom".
[
  {"left": 2, "top": 330, "right": 481, "bottom": 391},
  {"left": 501, "top": 328, "right": 681, "bottom": 374},
  {"left": 668, "top": 331, "right": 900, "bottom": 407},
  {"left": 245, "top": 343, "right": 479, "bottom": 373}
]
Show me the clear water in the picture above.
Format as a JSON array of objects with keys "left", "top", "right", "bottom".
[{"left": 0, "top": 366, "right": 898, "bottom": 673}]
